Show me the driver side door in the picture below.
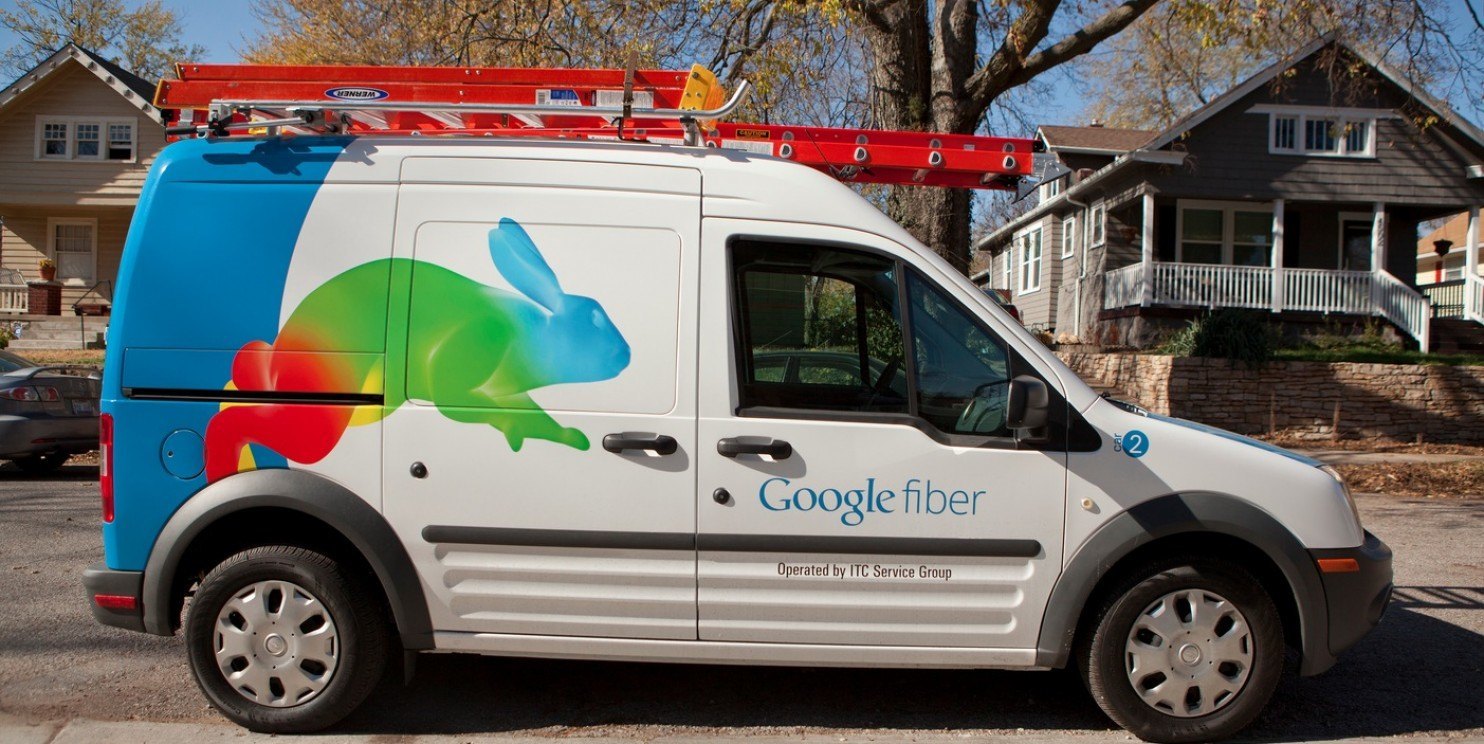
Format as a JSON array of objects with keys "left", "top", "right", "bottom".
[{"left": 696, "top": 221, "right": 1067, "bottom": 652}]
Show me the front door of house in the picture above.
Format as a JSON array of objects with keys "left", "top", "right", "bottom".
[{"left": 1340, "top": 218, "right": 1372, "bottom": 271}]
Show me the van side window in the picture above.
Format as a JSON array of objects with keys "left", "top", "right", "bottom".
[
  {"left": 733, "top": 240, "right": 908, "bottom": 413},
  {"left": 906, "top": 272, "right": 1013, "bottom": 437}
]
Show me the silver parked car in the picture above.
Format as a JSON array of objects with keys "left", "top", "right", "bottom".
[{"left": 0, "top": 350, "right": 100, "bottom": 473}]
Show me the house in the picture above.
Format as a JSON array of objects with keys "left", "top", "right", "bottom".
[
  {"left": 0, "top": 44, "right": 166, "bottom": 317},
  {"left": 1417, "top": 213, "right": 1484, "bottom": 284},
  {"left": 973, "top": 35, "right": 1484, "bottom": 352}
]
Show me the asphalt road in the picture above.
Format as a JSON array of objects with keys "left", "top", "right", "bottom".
[{"left": 0, "top": 463, "right": 1480, "bottom": 741}]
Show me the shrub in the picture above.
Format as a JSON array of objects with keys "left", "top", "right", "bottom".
[{"left": 1159, "top": 309, "right": 1275, "bottom": 368}]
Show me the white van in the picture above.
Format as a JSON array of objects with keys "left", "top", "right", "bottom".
[{"left": 84, "top": 131, "right": 1390, "bottom": 743}]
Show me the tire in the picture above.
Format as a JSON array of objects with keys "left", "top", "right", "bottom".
[
  {"left": 1078, "top": 560, "right": 1284, "bottom": 743},
  {"left": 185, "top": 545, "right": 390, "bottom": 733},
  {"left": 14, "top": 452, "right": 68, "bottom": 473}
]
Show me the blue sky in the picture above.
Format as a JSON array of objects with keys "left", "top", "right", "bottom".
[{"left": 1, "top": 0, "right": 1479, "bottom": 127}]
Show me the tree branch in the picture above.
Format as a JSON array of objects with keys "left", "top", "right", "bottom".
[{"left": 967, "top": 0, "right": 1159, "bottom": 111}]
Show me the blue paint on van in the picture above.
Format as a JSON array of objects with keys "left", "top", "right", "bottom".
[{"left": 101, "top": 136, "right": 352, "bottom": 569}]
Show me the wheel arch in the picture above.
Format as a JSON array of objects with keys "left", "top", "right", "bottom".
[
  {"left": 1038, "top": 491, "right": 1335, "bottom": 676},
  {"left": 141, "top": 468, "right": 433, "bottom": 650}
]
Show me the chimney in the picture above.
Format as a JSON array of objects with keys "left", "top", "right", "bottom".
[{"left": 1088, "top": 119, "right": 1105, "bottom": 128}]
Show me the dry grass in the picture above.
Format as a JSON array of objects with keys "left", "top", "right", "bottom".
[
  {"left": 1259, "top": 430, "right": 1484, "bottom": 456},
  {"left": 1335, "top": 460, "right": 1484, "bottom": 498},
  {"left": 8, "top": 349, "right": 105, "bottom": 367}
]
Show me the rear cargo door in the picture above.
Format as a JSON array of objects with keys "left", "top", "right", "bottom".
[{"left": 383, "top": 157, "right": 702, "bottom": 641}]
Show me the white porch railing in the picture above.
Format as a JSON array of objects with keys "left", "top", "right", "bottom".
[
  {"left": 1283, "top": 268, "right": 1372, "bottom": 314},
  {"left": 1372, "top": 270, "right": 1430, "bottom": 352},
  {"left": 1469, "top": 274, "right": 1484, "bottom": 324},
  {"left": 0, "top": 285, "right": 28, "bottom": 314},
  {"left": 1104, "top": 265, "right": 1143, "bottom": 310},
  {"left": 1151, "top": 263, "right": 1272, "bottom": 309},
  {"left": 0, "top": 269, "right": 27, "bottom": 314},
  {"left": 1103, "top": 262, "right": 1436, "bottom": 351}
]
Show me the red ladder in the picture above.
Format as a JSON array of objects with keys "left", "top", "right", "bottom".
[{"left": 154, "top": 62, "right": 1035, "bottom": 190}]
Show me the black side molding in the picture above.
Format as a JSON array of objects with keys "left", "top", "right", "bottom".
[
  {"left": 424, "top": 526, "right": 695, "bottom": 551},
  {"left": 124, "top": 388, "right": 383, "bottom": 405},
  {"left": 698, "top": 534, "right": 1041, "bottom": 557},
  {"left": 423, "top": 526, "right": 1040, "bottom": 558}
]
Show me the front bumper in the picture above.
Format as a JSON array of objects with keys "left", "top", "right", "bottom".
[
  {"left": 1312, "top": 530, "right": 1393, "bottom": 658},
  {"left": 82, "top": 564, "right": 145, "bottom": 633}
]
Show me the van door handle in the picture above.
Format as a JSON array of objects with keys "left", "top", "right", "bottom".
[
  {"left": 602, "top": 434, "right": 678, "bottom": 455},
  {"left": 717, "top": 437, "right": 793, "bottom": 460}
]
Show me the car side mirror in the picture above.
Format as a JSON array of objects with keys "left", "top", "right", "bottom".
[{"left": 1006, "top": 375, "right": 1049, "bottom": 437}]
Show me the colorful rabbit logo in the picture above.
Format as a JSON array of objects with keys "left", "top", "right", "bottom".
[{"left": 203, "top": 218, "right": 631, "bottom": 482}]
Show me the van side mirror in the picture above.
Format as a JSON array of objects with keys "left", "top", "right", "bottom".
[{"left": 1006, "top": 375, "right": 1049, "bottom": 435}]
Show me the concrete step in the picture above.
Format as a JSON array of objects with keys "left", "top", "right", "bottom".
[{"left": 1430, "top": 318, "right": 1484, "bottom": 353}]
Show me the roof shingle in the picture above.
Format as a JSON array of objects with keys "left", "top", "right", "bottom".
[{"left": 1037, "top": 125, "right": 1155, "bottom": 153}]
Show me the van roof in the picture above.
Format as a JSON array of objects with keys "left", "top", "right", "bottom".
[{"left": 152, "top": 133, "right": 924, "bottom": 245}]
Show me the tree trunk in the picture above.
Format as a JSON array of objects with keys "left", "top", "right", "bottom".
[{"left": 857, "top": 0, "right": 982, "bottom": 272}]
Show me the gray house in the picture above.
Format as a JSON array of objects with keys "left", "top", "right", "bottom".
[{"left": 974, "top": 35, "right": 1484, "bottom": 352}]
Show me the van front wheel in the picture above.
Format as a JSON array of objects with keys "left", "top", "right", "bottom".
[
  {"left": 185, "top": 545, "right": 389, "bottom": 733},
  {"left": 1079, "top": 561, "right": 1283, "bottom": 743}
]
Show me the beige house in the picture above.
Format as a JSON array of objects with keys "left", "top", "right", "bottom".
[
  {"left": 1417, "top": 212, "right": 1483, "bottom": 285},
  {"left": 0, "top": 44, "right": 166, "bottom": 312}
]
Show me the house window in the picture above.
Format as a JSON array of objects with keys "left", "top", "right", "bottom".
[
  {"left": 1087, "top": 203, "right": 1106, "bottom": 247},
  {"left": 1442, "top": 260, "right": 1464, "bottom": 282},
  {"left": 1061, "top": 216, "right": 1076, "bottom": 258},
  {"left": 35, "top": 117, "right": 137, "bottom": 162},
  {"left": 1039, "top": 177, "right": 1062, "bottom": 201},
  {"left": 1018, "top": 228, "right": 1043, "bottom": 293},
  {"left": 41, "top": 122, "right": 68, "bottom": 157},
  {"left": 1003, "top": 248, "right": 1012, "bottom": 289},
  {"left": 1272, "top": 116, "right": 1297, "bottom": 151},
  {"left": 107, "top": 123, "right": 135, "bottom": 160},
  {"left": 1177, "top": 202, "right": 1274, "bottom": 266},
  {"left": 1345, "top": 121, "right": 1368, "bottom": 153},
  {"left": 1267, "top": 110, "right": 1374, "bottom": 157},
  {"left": 76, "top": 123, "right": 100, "bottom": 158},
  {"left": 48, "top": 218, "right": 97, "bottom": 283}
]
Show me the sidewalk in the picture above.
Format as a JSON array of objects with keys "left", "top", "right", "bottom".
[{"left": 5, "top": 717, "right": 1483, "bottom": 744}]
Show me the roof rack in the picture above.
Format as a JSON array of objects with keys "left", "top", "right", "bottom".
[{"left": 154, "top": 62, "right": 1035, "bottom": 190}]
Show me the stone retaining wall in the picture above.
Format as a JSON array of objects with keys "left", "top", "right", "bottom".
[{"left": 1056, "top": 352, "right": 1484, "bottom": 444}]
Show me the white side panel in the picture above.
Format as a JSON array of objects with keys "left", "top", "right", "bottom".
[
  {"left": 383, "top": 158, "right": 702, "bottom": 641},
  {"left": 1065, "top": 399, "right": 1365, "bottom": 554},
  {"left": 279, "top": 183, "right": 400, "bottom": 321},
  {"left": 433, "top": 545, "right": 695, "bottom": 637}
]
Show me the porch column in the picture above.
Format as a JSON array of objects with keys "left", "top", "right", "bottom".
[
  {"left": 1271, "top": 199, "right": 1285, "bottom": 312},
  {"left": 1467, "top": 206, "right": 1481, "bottom": 318},
  {"left": 1370, "top": 202, "right": 1387, "bottom": 274},
  {"left": 1141, "top": 192, "right": 1155, "bottom": 306}
]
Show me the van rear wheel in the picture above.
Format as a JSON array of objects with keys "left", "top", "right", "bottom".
[
  {"left": 1079, "top": 560, "right": 1283, "bottom": 743},
  {"left": 185, "top": 545, "right": 389, "bottom": 733}
]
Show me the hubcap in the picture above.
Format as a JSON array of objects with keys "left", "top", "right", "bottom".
[
  {"left": 213, "top": 580, "right": 339, "bottom": 708},
  {"left": 1124, "top": 589, "right": 1253, "bottom": 718}
]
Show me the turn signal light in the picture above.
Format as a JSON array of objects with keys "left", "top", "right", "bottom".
[
  {"left": 93, "top": 594, "right": 137, "bottom": 610},
  {"left": 1317, "top": 557, "right": 1361, "bottom": 574}
]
